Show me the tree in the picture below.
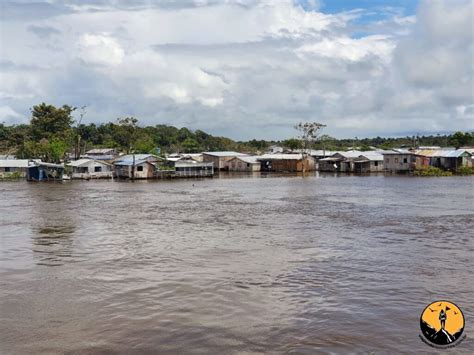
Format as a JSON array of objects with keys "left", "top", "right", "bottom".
[
  {"left": 283, "top": 138, "right": 302, "bottom": 150},
  {"left": 134, "top": 134, "right": 155, "bottom": 154},
  {"left": 295, "top": 122, "right": 326, "bottom": 173},
  {"left": 30, "top": 103, "right": 75, "bottom": 141},
  {"left": 115, "top": 117, "right": 139, "bottom": 153},
  {"left": 182, "top": 137, "right": 201, "bottom": 153},
  {"left": 448, "top": 131, "right": 473, "bottom": 148}
]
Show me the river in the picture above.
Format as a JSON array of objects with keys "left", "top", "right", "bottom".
[{"left": 0, "top": 174, "right": 473, "bottom": 354}]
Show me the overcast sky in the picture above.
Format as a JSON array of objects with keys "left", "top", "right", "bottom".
[{"left": 0, "top": 0, "right": 472, "bottom": 140}]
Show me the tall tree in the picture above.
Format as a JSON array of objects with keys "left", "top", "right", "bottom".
[
  {"left": 115, "top": 117, "right": 139, "bottom": 153},
  {"left": 30, "top": 103, "right": 75, "bottom": 140},
  {"left": 295, "top": 122, "right": 326, "bottom": 173}
]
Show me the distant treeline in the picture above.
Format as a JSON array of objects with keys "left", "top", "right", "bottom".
[{"left": 0, "top": 103, "right": 473, "bottom": 163}]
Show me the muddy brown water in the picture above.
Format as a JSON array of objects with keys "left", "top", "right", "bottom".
[{"left": 0, "top": 174, "right": 473, "bottom": 354}]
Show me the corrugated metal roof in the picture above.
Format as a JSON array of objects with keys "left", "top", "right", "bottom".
[
  {"left": 83, "top": 154, "right": 116, "bottom": 160},
  {"left": 114, "top": 159, "right": 151, "bottom": 166},
  {"left": 382, "top": 149, "right": 415, "bottom": 155},
  {"left": 336, "top": 150, "right": 363, "bottom": 158},
  {"left": 67, "top": 159, "right": 92, "bottom": 167},
  {"left": 358, "top": 152, "right": 384, "bottom": 161},
  {"left": 29, "top": 162, "right": 64, "bottom": 168},
  {"left": 294, "top": 149, "right": 336, "bottom": 156},
  {"left": 175, "top": 162, "right": 213, "bottom": 168},
  {"left": 86, "top": 148, "right": 115, "bottom": 154},
  {"left": 203, "top": 151, "right": 247, "bottom": 157},
  {"left": 229, "top": 156, "right": 260, "bottom": 164},
  {"left": 415, "top": 149, "right": 471, "bottom": 158},
  {"left": 438, "top": 150, "right": 471, "bottom": 158},
  {"left": 0, "top": 159, "right": 30, "bottom": 168},
  {"left": 115, "top": 154, "right": 159, "bottom": 162},
  {"left": 258, "top": 154, "right": 307, "bottom": 160},
  {"left": 68, "top": 159, "right": 112, "bottom": 167},
  {"left": 415, "top": 149, "right": 438, "bottom": 157}
]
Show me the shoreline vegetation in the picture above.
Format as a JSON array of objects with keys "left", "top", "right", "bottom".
[
  {"left": 1, "top": 103, "right": 473, "bottom": 160},
  {"left": 413, "top": 166, "right": 474, "bottom": 177},
  {"left": 0, "top": 103, "right": 473, "bottom": 179}
]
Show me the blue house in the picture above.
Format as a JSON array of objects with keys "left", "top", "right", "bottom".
[{"left": 27, "top": 162, "right": 64, "bottom": 181}]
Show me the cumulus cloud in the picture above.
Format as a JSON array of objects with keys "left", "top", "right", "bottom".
[
  {"left": 78, "top": 33, "right": 125, "bottom": 66},
  {"left": 0, "top": 0, "right": 472, "bottom": 139}
]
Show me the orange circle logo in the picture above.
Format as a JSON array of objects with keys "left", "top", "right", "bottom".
[{"left": 420, "top": 300, "right": 465, "bottom": 346}]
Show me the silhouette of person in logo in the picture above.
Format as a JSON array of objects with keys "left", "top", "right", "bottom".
[{"left": 439, "top": 309, "right": 447, "bottom": 330}]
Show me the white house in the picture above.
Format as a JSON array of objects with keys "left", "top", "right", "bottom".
[
  {"left": 67, "top": 159, "right": 114, "bottom": 179},
  {"left": 0, "top": 159, "right": 30, "bottom": 178}
]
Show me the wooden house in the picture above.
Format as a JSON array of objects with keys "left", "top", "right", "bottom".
[
  {"left": 226, "top": 156, "right": 261, "bottom": 172},
  {"left": 258, "top": 154, "right": 316, "bottom": 172},
  {"left": 318, "top": 151, "right": 363, "bottom": 172},
  {"left": 416, "top": 149, "right": 472, "bottom": 172},
  {"left": 353, "top": 152, "right": 384, "bottom": 173},
  {"left": 382, "top": 150, "right": 428, "bottom": 172},
  {"left": 0, "top": 159, "right": 30, "bottom": 178},
  {"left": 202, "top": 152, "right": 247, "bottom": 170},
  {"left": 27, "top": 162, "right": 64, "bottom": 181},
  {"left": 67, "top": 158, "right": 114, "bottom": 179},
  {"left": 114, "top": 154, "right": 160, "bottom": 179},
  {"left": 84, "top": 148, "right": 118, "bottom": 161}
]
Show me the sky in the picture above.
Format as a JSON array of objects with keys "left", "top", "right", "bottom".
[{"left": 0, "top": 0, "right": 473, "bottom": 140}]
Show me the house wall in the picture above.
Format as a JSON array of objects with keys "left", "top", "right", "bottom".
[
  {"left": 0, "top": 167, "right": 27, "bottom": 178},
  {"left": 115, "top": 163, "right": 154, "bottom": 179},
  {"left": 134, "top": 163, "right": 154, "bottom": 179},
  {"left": 27, "top": 166, "right": 64, "bottom": 181},
  {"left": 434, "top": 156, "right": 473, "bottom": 171},
  {"left": 202, "top": 154, "right": 237, "bottom": 170},
  {"left": 354, "top": 161, "right": 384, "bottom": 173},
  {"left": 175, "top": 165, "right": 214, "bottom": 177},
  {"left": 371, "top": 161, "right": 384, "bottom": 172},
  {"left": 384, "top": 154, "right": 420, "bottom": 171},
  {"left": 73, "top": 161, "right": 113, "bottom": 174},
  {"left": 261, "top": 157, "right": 315, "bottom": 172},
  {"left": 226, "top": 159, "right": 261, "bottom": 172},
  {"left": 318, "top": 160, "right": 339, "bottom": 172}
]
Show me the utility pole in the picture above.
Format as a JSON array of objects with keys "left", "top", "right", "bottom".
[{"left": 131, "top": 151, "right": 135, "bottom": 181}]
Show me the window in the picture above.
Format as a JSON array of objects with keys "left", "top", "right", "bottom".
[
  {"left": 374, "top": 161, "right": 378, "bottom": 166},
  {"left": 5, "top": 167, "right": 10, "bottom": 172},
  {"left": 137, "top": 166, "right": 144, "bottom": 172},
  {"left": 385, "top": 158, "right": 389, "bottom": 163},
  {"left": 94, "top": 166, "right": 102, "bottom": 172},
  {"left": 403, "top": 158, "right": 407, "bottom": 163},
  {"left": 247, "top": 163, "right": 250, "bottom": 167},
  {"left": 395, "top": 158, "right": 399, "bottom": 163}
]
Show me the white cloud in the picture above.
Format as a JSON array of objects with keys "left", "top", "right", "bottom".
[
  {"left": 78, "top": 33, "right": 125, "bottom": 66},
  {"left": 0, "top": 0, "right": 472, "bottom": 139},
  {"left": 0, "top": 106, "right": 26, "bottom": 124}
]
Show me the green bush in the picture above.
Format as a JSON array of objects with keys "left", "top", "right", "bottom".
[
  {"left": 457, "top": 166, "right": 474, "bottom": 175},
  {"left": 414, "top": 166, "right": 452, "bottom": 176},
  {"left": 0, "top": 171, "right": 23, "bottom": 179}
]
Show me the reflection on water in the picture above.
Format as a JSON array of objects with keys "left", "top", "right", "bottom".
[{"left": 0, "top": 175, "right": 473, "bottom": 354}]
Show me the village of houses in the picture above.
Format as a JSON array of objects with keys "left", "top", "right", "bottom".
[{"left": 0, "top": 145, "right": 473, "bottom": 181}]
